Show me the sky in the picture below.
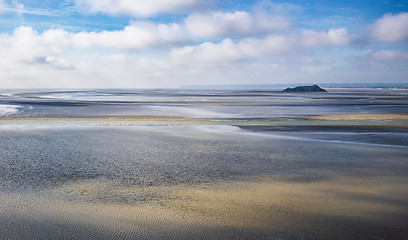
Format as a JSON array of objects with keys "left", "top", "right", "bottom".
[{"left": 0, "top": 0, "right": 407, "bottom": 88}]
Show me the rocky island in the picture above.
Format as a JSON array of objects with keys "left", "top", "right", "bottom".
[{"left": 282, "top": 84, "right": 327, "bottom": 92}]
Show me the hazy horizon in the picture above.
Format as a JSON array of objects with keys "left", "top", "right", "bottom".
[{"left": 1, "top": 82, "right": 408, "bottom": 91}]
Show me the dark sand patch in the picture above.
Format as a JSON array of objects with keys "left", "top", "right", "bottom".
[
  {"left": 309, "top": 113, "right": 408, "bottom": 120},
  {"left": 239, "top": 124, "right": 408, "bottom": 132}
]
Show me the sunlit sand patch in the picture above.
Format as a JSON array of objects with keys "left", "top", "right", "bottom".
[
  {"left": 1, "top": 175, "right": 406, "bottom": 239},
  {"left": 158, "top": 177, "right": 408, "bottom": 229},
  {"left": 1, "top": 115, "right": 408, "bottom": 129}
]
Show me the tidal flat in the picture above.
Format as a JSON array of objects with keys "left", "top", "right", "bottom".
[{"left": 0, "top": 89, "right": 408, "bottom": 239}]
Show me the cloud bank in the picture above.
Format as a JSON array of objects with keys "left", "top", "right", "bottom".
[
  {"left": 0, "top": 0, "right": 407, "bottom": 88},
  {"left": 371, "top": 12, "right": 408, "bottom": 43}
]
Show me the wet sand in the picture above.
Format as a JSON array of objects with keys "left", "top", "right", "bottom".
[
  {"left": 1, "top": 176, "right": 407, "bottom": 240},
  {"left": 2, "top": 89, "right": 408, "bottom": 118},
  {"left": 1, "top": 124, "right": 408, "bottom": 239},
  {"left": 1, "top": 113, "right": 408, "bottom": 131}
]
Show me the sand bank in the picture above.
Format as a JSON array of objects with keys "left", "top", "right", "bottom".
[{"left": 1, "top": 114, "right": 408, "bottom": 128}]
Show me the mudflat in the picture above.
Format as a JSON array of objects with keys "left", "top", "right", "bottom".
[{"left": 0, "top": 124, "right": 407, "bottom": 239}]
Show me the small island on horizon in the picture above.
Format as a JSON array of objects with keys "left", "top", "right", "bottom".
[{"left": 282, "top": 84, "right": 327, "bottom": 93}]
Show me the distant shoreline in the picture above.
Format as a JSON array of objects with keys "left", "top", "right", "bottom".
[{"left": 1, "top": 113, "right": 407, "bottom": 121}]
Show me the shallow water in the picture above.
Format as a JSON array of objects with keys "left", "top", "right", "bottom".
[
  {"left": 1, "top": 125, "right": 406, "bottom": 192},
  {"left": 1, "top": 89, "right": 407, "bottom": 118},
  {"left": 241, "top": 125, "right": 408, "bottom": 147}
]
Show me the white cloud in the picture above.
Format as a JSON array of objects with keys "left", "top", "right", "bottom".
[
  {"left": 371, "top": 12, "right": 408, "bottom": 42},
  {"left": 171, "top": 39, "right": 242, "bottom": 63},
  {"left": 184, "top": 10, "right": 290, "bottom": 38},
  {"left": 75, "top": 0, "right": 204, "bottom": 16},
  {"left": 71, "top": 21, "right": 186, "bottom": 49},
  {"left": 300, "top": 65, "right": 331, "bottom": 74},
  {"left": 11, "top": 0, "right": 23, "bottom": 12},
  {"left": 367, "top": 50, "right": 408, "bottom": 62},
  {"left": 1, "top": 6, "right": 406, "bottom": 89},
  {"left": 0, "top": 26, "right": 77, "bottom": 88},
  {"left": 0, "top": 0, "right": 56, "bottom": 16},
  {"left": 1, "top": 26, "right": 51, "bottom": 61},
  {"left": 170, "top": 35, "right": 297, "bottom": 64},
  {"left": 170, "top": 28, "right": 352, "bottom": 65},
  {"left": 301, "top": 57, "right": 334, "bottom": 65},
  {"left": 101, "top": 54, "right": 128, "bottom": 62},
  {"left": 70, "top": 9, "right": 293, "bottom": 50},
  {"left": 43, "top": 56, "right": 75, "bottom": 69},
  {"left": 0, "top": 0, "right": 6, "bottom": 12},
  {"left": 42, "top": 29, "right": 71, "bottom": 52},
  {"left": 301, "top": 28, "right": 352, "bottom": 46},
  {"left": 348, "top": 50, "right": 408, "bottom": 75}
]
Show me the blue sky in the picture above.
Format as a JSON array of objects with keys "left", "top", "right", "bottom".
[{"left": 0, "top": 0, "right": 407, "bottom": 88}]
